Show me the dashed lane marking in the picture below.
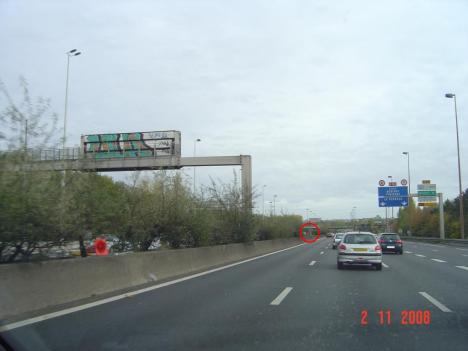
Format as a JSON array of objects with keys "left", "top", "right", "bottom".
[
  {"left": 270, "top": 287, "right": 293, "bottom": 306},
  {"left": 419, "top": 292, "right": 452, "bottom": 312}
]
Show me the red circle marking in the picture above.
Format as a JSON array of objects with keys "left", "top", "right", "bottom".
[{"left": 299, "top": 222, "right": 321, "bottom": 244}]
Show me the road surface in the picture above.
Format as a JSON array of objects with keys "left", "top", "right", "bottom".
[{"left": 2, "top": 237, "right": 468, "bottom": 350}]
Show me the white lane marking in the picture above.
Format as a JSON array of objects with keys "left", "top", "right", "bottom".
[
  {"left": 415, "top": 254, "right": 426, "bottom": 257},
  {"left": 456, "top": 266, "right": 468, "bottom": 271},
  {"left": 431, "top": 259, "right": 446, "bottom": 263},
  {"left": 406, "top": 251, "right": 413, "bottom": 254},
  {"left": 320, "top": 251, "right": 324, "bottom": 255},
  {"left": 382, "top": 263, "right": 389, "bottom": 268},
  {"left": 462, "top": 254, "right": 468, "bottom": 257},
  {"left": 309, "top": 260, "right": 316, "bottom": 266},
  {"left": 419, "top": 292, "right": 452, "bottom": 312},
  {"left": 456, "top": 248, "right": 468, "bottom": 251},
  {"left": 425, "top": 243, "right": 443, "bottom": 248},
  {"left": 270, "top": 287, "right": 293, "bottom": 306},
  {"left": 0, "top": 243, "right": 305, "bottom": 332}
]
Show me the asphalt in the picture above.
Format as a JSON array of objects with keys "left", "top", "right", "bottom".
[{"left": 2, "top": 237, "right": 468, "bottom": 351}]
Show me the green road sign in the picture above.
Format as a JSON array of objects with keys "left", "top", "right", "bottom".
[{"left": 417, "top": 190, "right": 437, "bottom": 196}]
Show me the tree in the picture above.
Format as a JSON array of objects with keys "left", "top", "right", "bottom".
[
  {"left": 0, "top": 77, "right": 60, "bottom": 150},
  {"left": 0, "top": 78, "right": 63, "bottom": 262}
]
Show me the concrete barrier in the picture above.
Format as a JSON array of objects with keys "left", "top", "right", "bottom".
[
  {"left": 400, "top": 236, "right": 468, "bottom": 246},
  {"left": 0, "top": 238, "right": 300, "bottom": 320}
]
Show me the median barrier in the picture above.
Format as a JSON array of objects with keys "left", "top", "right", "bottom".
[
  {"left": 400, "top": 236, "right": 468, "bottom": 246},
  {"left": 0, "top": 238, "right": 300, "bottom": 320}
]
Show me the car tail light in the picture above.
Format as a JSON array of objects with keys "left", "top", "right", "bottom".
[
  {"left": 396, "top": 240, "right": 402, "bottom": 244},
  {"left": 338, "top": 243, "right": 347, "bottom": 251},
  {"left": 375, "top": 245, "right": 382, "bottom": 251}
]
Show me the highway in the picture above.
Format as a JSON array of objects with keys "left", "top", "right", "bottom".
[{"left": 2, "top": 237, "right": 468, "bottom": 351}]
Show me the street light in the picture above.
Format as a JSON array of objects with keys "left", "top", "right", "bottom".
[
  {"left": 63, "top": 49, "right": 82, "bottom": 150},
  {"left": 445, "top": 93, "right": 465, "bottom": 239},
  {"left": 351, "top": 206, "right": 357, "bottom": 229},
  {"left": 306, "top": 208, "right": 310, "bottom": 221},
  {"left": 388, "top": 175, "right": 393, "bottom": 218},
  {"left": 387, "top": 176, "right": 393, "bottom": 229},
  {"left": 262, "top": 185, "right": 267, "bottom": 217},
  {"left": 402, "top": 152, "right": 412, "bottom": 235},
  {"left": 350, "top": 206, "right": 356, "bottom": 220},
  {"left": 402, "top": 152, "right": 411, "bottom": 195},
  {"left": 193, "top": 138, "right": 201, "bottom": 193},
  {"left": 273, "top": 194, "right": 278, "bottom": 216}
]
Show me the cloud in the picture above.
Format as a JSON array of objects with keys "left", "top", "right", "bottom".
[{"left": 1, "top": 0, "right": 467, "bottom": 219}]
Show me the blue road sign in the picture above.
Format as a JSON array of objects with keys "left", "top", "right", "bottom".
[{"left": 378, "top": 186, "right": 409, "bottom": 207}]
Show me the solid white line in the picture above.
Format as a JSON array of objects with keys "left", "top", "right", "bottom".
[
  {"left": 431, "top": 259, "right": 446, "bottom": 263},
  {"left": 419, "top": 292, "right": 452, "bottom": 312},
  {"left": 309, "top": 260, "right": 316, "bottom": 266},
  {"left": 455, "top": 266, "right": 468, "bottom": 271},
  {"left": 406, "top": 251, "right": 413, "bottom": 254},
  {"left": 0, "top": 243, "right": 305, "bottom": 332},
  {"left": 270, "top": 287, "right": 293, "bottom": 306},
  {"left": 462, "top": 254, "right": 468, "bottom": 257},
  {"left": 382, "top": 263, "right": 389, "bottom": 268},
  {"left": 415, "top": 254, "right": 426, "bottom": 257},
  {"left": 320, "top": 251, "right": 324, "bottom": 255},
  {"left": 456, "top": 248, "right": 468, "bottom": 251}
]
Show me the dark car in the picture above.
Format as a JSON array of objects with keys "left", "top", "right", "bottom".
[{"left": 378, "top": 233, "right": 403, "bottom": 254}]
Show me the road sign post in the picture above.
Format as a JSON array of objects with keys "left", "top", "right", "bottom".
[
  {"left": 378, "top": 186, "right": 409, "bottom": 207},
  {"left": 378, "top": 185, "right": 409, "bottom": 232},
  {"left": 438, "top": 193, "right": 445, "bottom": 239},
  {"left": 417, "top": 181, "right": 437, "bottom": 207}
]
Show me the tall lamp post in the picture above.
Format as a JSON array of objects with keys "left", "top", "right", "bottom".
[
  {"left": 193, "top": 138, "right": 201, "bottom": 193},
  {"left": 351, "top": 206, "right": 357, "bottom": 229},
  {"left": 306, "top": 208, "right": 310, "bottom": 222},
  {"left": 445, "top": 93, "right": 465, "bottom": 239},
  {"left": 273, "top": 194, "right": 278, "bottom": 216},
  {"left": 402, "top": 152, "right": 411, "bottom": 195},
  {"left": 386, "top": 175, "right": 393, "bottom": 230},
  {"left": 262, "top": 185, "right": 267, "bottom": 217},
  {"left": 388, "top": 175, "right": 394, "bottom": 220},
  {"left": 402, "top": 152, "right": 412, "bottom": 235},
  {"left": 63, "top": 49, "right": 82, "bottom": 150}
]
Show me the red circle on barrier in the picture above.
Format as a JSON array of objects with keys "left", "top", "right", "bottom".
[
  {"left": 299, "top": 222, "right": 321, "bottom": 244},
  {"left": 95, "top": 238, "right": 109, "bottom": 256}
]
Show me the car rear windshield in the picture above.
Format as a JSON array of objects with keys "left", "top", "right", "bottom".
[
  {"left": 343, "top": 234, "right": 376, "bottom": 244},
  {"left": 381, "top": 234, "right": 400, "bottom": 240},
  {"left": 335, "top": 234, "right": 344, "bottom": 238}
]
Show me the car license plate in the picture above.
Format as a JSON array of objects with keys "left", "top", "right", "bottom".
[
  {"left": 387, "top": 246, "right": 395, "bottom": 249},
  {"left": 353, "top": 248, "right": 367, "bottom": 252}
]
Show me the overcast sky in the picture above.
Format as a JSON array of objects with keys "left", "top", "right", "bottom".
[{"left": 1, "top": 0, "right": 468, "bottom": 219}]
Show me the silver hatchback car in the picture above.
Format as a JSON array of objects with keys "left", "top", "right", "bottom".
[
  {"left": 337, "top": 232, "right": 383, "bottom": 270},
  {"left": 332, "top": 233, "right": 345, "bottom": 249}
]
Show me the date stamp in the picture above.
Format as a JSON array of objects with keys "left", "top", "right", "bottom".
[{"left": 361, "top": 310, "right": 431, "bottom": 326}]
